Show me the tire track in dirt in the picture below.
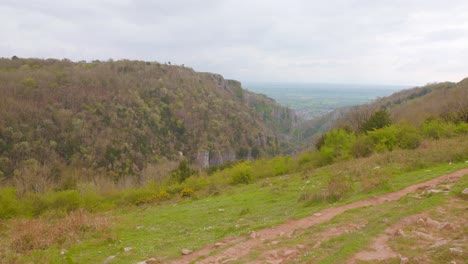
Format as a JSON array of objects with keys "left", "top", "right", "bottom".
[{"left": 169, "top": 168, "right": 468, "bottom": 264}]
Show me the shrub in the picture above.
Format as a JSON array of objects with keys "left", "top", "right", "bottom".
[
  {"left": 77, "top": 183, "right": 108, "bottom": 212},
  {"left": 119, "top": 189, "right": 155, "bottom": 205},
  {"left": 23, "top": 192, "right": 47, "bottom": 216},
  {"left": 396, "top": 124, "right": 422, "bottom": 149},
  {"left": 367, "top": 125, "right": 398, "bottom": 151},
  {"left": 179, "top": 188, "right": 194, "bottom": 198},
  {"left": 229, "top": 162, "right": 253, "bottom": 184},
  {"left": 360, "top": 171, "right": 391, "bottom": 193},
  {"left": 454, "top": 122, "right": 468, "bottom": 134},
  {"left": 314, "top": 146, "right": 335, "bottom": 166},
  {"left": 0, "top": 187, "right": 21, "bottom": 218},
  {"left": 270, "top": 155, "right": 294, "bottom": 176},
  {"left": 422, "top": 119, "right": 455, "bottom": 139},
  {"left": 316, "top": 129, "right": 356, "bottom": 165},
  {"left": 297, "top": 152, "right": 313, "bottom": 166},
  {"left": 10, "top": 209, "right": 110, "bottom": 253},
  {"left": 171, "top": 160, "right": 197, "bottom": 183},
  {"left": 46, "top": 190, "right": 83, "bottom": 213},
  {"left": 350, "top": 136, "right": 374, "bottom": 158},
  {"left": 158, "top": 190, "right": 170, "bottom": 200},
  {"left": 250, "top": 159, "right": 275, "bottom": 179},
  {"left": 361, "top": 109, "right": 392, "bottom": 133},
  {"left": 182, "top": 174, "right": 209, "bottom": 191},
  {"left": 135, "top": 190, "right": 172, "bottom": 205},
  {"left": 325, "top": 174, "right": 353, "bottom": 202},
  {"left": 303, "top": 174, "right": 353, "bottom": 204}
]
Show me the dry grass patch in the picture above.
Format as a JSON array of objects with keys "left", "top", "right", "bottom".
[{"left": 9, "top": 209, "right": 112, "bottom": 253}]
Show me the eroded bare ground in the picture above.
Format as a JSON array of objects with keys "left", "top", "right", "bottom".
[
  {"left": 139, "top": 168, "right": 468, "bottom": 264},
  {"left": 348, "top": 197, "right": 467, "bottom": 264}
]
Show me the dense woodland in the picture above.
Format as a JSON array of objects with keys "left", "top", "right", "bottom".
[{"left": 0, "top": 58, "right": 297, "bottom": 191}]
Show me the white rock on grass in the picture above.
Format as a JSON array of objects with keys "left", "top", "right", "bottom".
[
  {"left": 136, "top": 258, "right": 158, "bottom": 264},
  {"left": 103, "top": 255, "right": 115, "bottom": 264},
  {"left": 181, "top": 248, "right": 193, "bottom": 255},
  {"left": 124, "top": 247, "right": 132, "bottom": 252},
  {"left": 449, "top": 248, "right": 463, "bottom": 254}
]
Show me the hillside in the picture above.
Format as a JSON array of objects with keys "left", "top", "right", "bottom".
[
  {"left": 0, "top": 60, "right": 467, "bottom": 263},
  {"left": 295, "top": 78, "right": 468, "bottom": 146},
  {"left": 335, "top": 79, "right": 468, "bottom": 132},
  {"left": 0, "top": 58, "right": 297, "bottom": 187}
]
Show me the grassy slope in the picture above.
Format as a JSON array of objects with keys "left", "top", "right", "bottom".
[
  {"left": 14, "top": 136, "right": 466, "bottom": 263},
  {"left": 241, "top": 174, "right": 468, "bottom": 263}
]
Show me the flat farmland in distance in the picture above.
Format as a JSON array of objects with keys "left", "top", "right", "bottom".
[{"left": 245, "top": 82, "right": 409, "bottom": 120}]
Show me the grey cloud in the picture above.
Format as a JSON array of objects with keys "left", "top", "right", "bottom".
[{"left": 1, "top": 0, "right": 467, "bottom": 84}]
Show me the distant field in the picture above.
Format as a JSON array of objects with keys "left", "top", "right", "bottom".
[{"left": 245, "top": 83, "right": 409, "bottom": 120}]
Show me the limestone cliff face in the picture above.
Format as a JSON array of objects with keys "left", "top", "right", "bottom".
[
  {"left": 195, "top": 151, "right": 210, "bottom": 168},
  {"left": 195, "top": 149, "right": 237, "bottom": 168}
]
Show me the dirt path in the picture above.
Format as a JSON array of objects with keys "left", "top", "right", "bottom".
[{"left": 169, "top": 168, "right": 468, "bottom": 264}]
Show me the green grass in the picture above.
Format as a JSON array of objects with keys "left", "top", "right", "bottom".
[
  {"left": 6, "top": 135, "right": 467, "bottom": 263},
  {"left": 20, "top": 161, "right": 466, "bottom": 264},
  {"left": 241, "top": 176, "right": 467, "bottom": 263}
]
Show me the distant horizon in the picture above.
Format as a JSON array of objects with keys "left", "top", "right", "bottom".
[
  {"left": 243, "top": 81, "right": 414, "bottom": 91},
  {"left": 3, "top": 55, "right": 461, "bottom": 88}
]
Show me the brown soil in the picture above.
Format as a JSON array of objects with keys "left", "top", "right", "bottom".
[{"left": 166, "top": 168, "right": 468, "bottom": 264}]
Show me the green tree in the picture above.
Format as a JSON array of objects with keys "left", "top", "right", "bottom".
[
  {"left": 361, "top": 110, "right": 392, "bottom": 133},
  {"left": 171, "top": 160, "right": 197, "bottom": 183},
  {"left": 317, "top": 129, "right": 356, "bottom": 165}
]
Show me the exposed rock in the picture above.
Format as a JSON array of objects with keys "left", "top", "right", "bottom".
[
  {"left": 124, "top": 247, "right": 132, "bottom": 252},
  {"left": 394, "top": 229, "right": 407, "bottom": 237},
  {"left": 425, "top": 189, "right": 446, "bottom": 194},
  {"left": 441, "top": 185, "right": 451, "bottom": 191},
  {"left": 412, "top": 231, "right": 433, "bottom": 240},
  {"left": 60, "top": 249, "right": 68, "bottom": 255},
  {"left": 439, "top": 222, "right": 454, "bottom": 231},
  {"left": 249, "top": 231, "right": 259, "bottom": 239},
  {"left": 283, "top": 249, "right": 297, "bottom": 257},
  {"left": 270, "top": 241, "right": 280, "bottom": 246},
  {"left": 196, "top": 149, "right": 237, "bottom": 168},
  {"left": 267, "top": 250, "right": 279, "bottom": 259},
  {"left": 425, "top": 217, "right": 441, "bottom": 229},
  {"left": 209, "top": 150, "right": 236, "bottom": 167},
  {"left": 136, "top": 225, "right": 144, "bottom": 230},
  {"left": 136, "top": 258, "right": 158, "bottom": 264},
  {"left": 461, "top": 188, "right": 468, "bottom": 195},
  {"left": 196, "top": 150, "right": 210, "bottom": 168},
  {"left": 267, "top": 260, "right": 282, "bottom": 264},
  {"left": 400, "top": 255, "right": 410, "bottom": 264},
  {"left": 430, "top": 240, "right": 449, "bottom": 248},
  {"left": 296, "top": 244, "right": 305, "bottom": 249},
  {"left": 417, "top": 218, "right": 426, "bottom": 226},
  {"left": 313, "top": 213, "right": 322, "bottom": 217},
  {"left": 214, "top": 242, "right": 226, "bottom": 248},
  {"left": 181, "top": 249, "right": 193, "bottom": 255},
  {"left": 449, "top": 247, "right": 463, "bottom": 254},
  {"left": 103, "top": 255, "right": 115, "bottom": 264}
]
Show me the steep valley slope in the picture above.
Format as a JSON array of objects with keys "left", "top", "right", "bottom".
[{"left": 0, "top": 58, "right": 298, "bottom": 185}]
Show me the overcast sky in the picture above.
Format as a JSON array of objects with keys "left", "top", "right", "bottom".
[{"left": 1, "top": 0, "right": 468, "bottom": 85}]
